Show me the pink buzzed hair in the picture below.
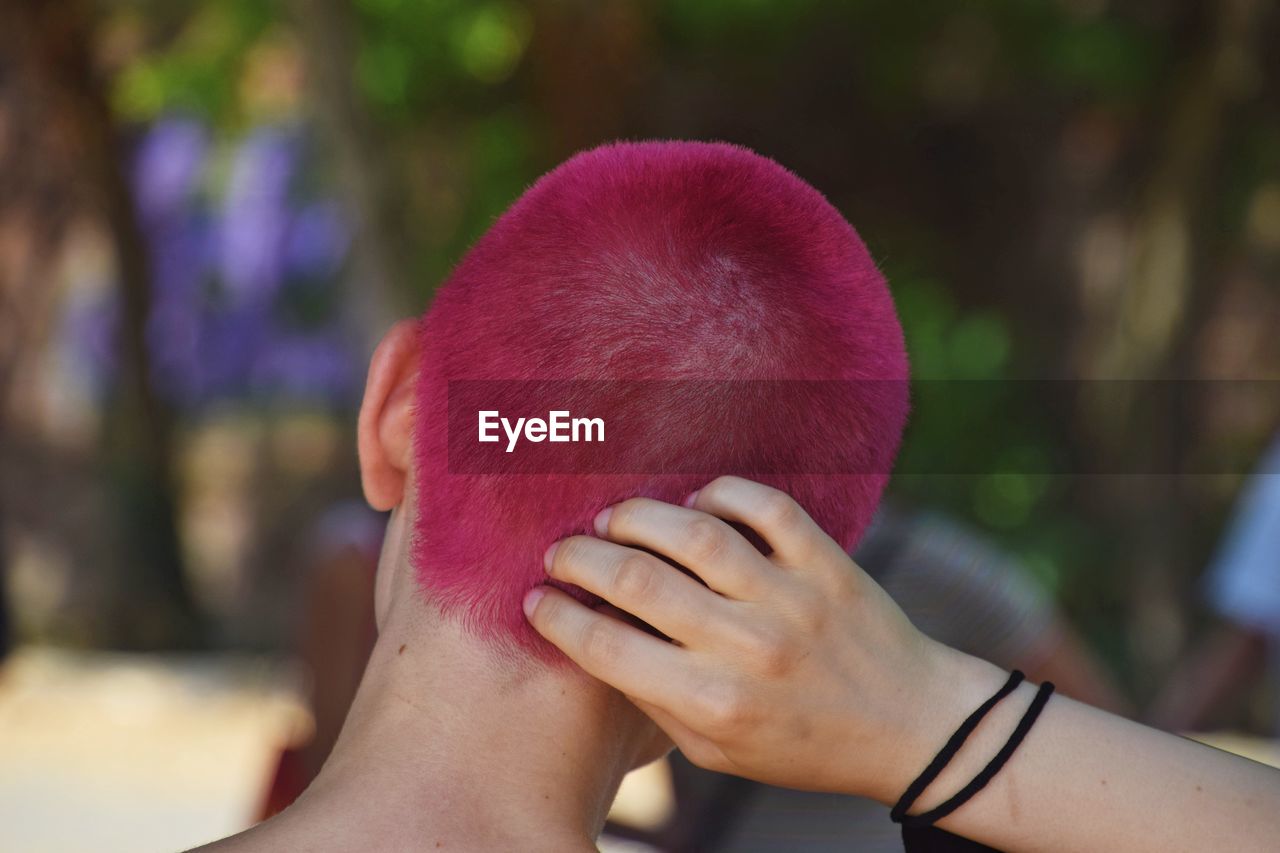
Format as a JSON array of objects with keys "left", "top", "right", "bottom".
[{"left": 413, "top": 141, "right": 909, "bottom": 658}]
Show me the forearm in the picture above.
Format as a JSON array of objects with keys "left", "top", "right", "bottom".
[{"left": 887, "top": 648, "right": 1280, "bottom": 852}]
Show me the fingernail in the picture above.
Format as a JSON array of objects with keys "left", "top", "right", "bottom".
[
  {"left": 543, "top": 541, "right": 559, "bottom": 573},
  {"left": 523, "top": 586, "right": 547, "bottom": 619},
  {"left": 593, "top": 506, "right": 614, "bottom": 536},
  {"left": 682, "top": 489, "right": 701, "bottom": 508}
]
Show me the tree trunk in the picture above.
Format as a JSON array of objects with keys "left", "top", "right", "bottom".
[{"left": 2, "top": 0, "right": 205, "bottom": 649}]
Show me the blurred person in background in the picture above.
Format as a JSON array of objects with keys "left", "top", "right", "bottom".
[{"left": 1150, "top": 434, "right": 1280, "bottom": 735}]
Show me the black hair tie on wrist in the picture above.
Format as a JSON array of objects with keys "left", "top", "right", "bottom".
[
  {"left": 899, "top": 680, "right": 1056, "bottom": 828},
  {"left": 890, "top": 674, "right": 1056, "bottom": 853},
  {"left": 890, "top": 669, "right": 1025, "bottom": 824}
]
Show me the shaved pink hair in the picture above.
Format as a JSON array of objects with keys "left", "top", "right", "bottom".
[{"left": 413, "top": 141, "right": 908, "bottom": 657}]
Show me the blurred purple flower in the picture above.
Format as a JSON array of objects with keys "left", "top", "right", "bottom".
[
  {"left": 219, "top": 128, "right": 298, "bottom": 302},
  {"left": 285, "top": 201, "right": 350, "bottom": 279},
  {"left": 133, "top": 118, "right": 208, "bottom": 224},
  {"left": 251, "top": 333, "right": 359, "bottom": 404},
  {"left": 195, "top": 307, "right": 270, "bottom": 400},
  {"left": 147, "top": 305, "right": 200, "bottom": 403},
  {"left": 66, "top": 116, "right": 361, "bottom": 412},
  {"left": 145, "top": 213, "right": 217, "bottom": 403}
]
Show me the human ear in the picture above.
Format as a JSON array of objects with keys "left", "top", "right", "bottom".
[{"left": 357, "top": 318, "right": 420, "bottom": 511}]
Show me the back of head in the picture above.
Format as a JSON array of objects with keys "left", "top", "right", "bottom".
[{"left": 413, "top": 141, "right": 908, "bottom": 658}]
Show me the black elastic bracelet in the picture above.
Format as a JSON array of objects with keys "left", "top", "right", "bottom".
[
  {"left": 899, "top": 680, "right": 1056, "bottom": 828},
  {"left": 890, "top": 670, "right": 1025, "bottom": 823}
]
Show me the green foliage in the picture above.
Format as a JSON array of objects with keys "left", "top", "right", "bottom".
[
  {"left": 660, "top": 0, "right": 822, "bottom": 44},
  {"left": 450, "top": 2, "right": 533, "bottom": 84},
  {"left": 350, "top": 0, "right": 533, "bottom": 120},
  {"left": 356, "top": 32, "right": 412, "bottom": 108},
  {"left": 1041, "top": 18, "right": 1162, "bottom": 100},
  {"left": 889, "top": 272, "right": 1069, "bottom": 592},
  {"left": 112, "top": 0, "right": 273, "bottom": 123}
]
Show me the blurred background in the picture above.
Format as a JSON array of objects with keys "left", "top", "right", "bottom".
[{"left": 2, "top": 0, "right": 1279, "bottom": 850}]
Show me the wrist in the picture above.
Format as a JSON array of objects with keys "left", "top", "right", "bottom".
[{"left": 864, "top": 642, "right": 1010, "bottom": 806}]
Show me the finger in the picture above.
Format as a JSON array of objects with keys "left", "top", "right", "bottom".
[
  {"left": 595, "top": 498, "right": 773, "bottom": 599},
  {"left": 688, "top": 476, "right": 849, "bottom": 571},
  {"left": 546, "top": 536, "right": 735, "bottom": 645},
  {"left": 627, "top": 694, "right": 695, "bottom": 741},
  {"left": 628, "top": 694, "right": 730, "bottom": 771},
  {"left": 524, "top": 586, "right": 697, "bottom": 710}
]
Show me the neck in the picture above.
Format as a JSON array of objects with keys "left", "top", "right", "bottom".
[{"left": 264, "top": 609, "right": 650, "bottom": 852}]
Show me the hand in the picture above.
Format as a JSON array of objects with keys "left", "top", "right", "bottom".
[{"left": 523, "top": 476, "right": 1006, "bottom": 802}]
